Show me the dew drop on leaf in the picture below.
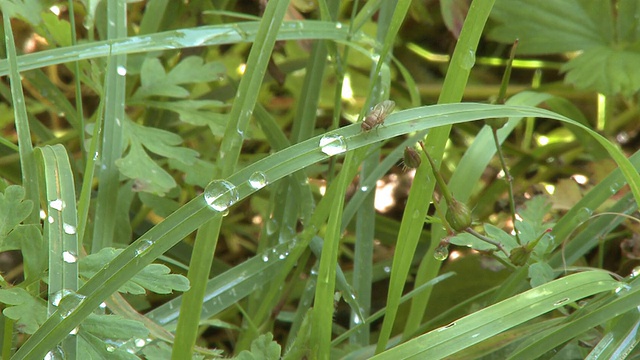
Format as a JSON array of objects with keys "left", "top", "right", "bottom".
[
  {"left": 62, "top": 251, "right": 77, "bottom": 263},
  {"left": 204, "top": 180, "right": 239, "bottom": 212},
  {"left": 460, "top": 49, "right": 476, "bottom": 70},
  {"left": 319, "top": 134, "right": 347, "bottom": 156},
  {"left": 434, "top": 245, "right": 449, "bottom": 261},
  {"left": 249, "top": 171, "right": 268, "bottom": 189},
  {"left": 49, "top": 199, "right": 65, "bottom": 211},
  {"left": 135, "top": 239, "right": 153, "bottom": 256},
  {"left": 58, "top": 292, "right": 87, "bottom": 318},
  {"left": 63, "top": 223, "right": 76, "bottom": 235},
  {"left": 116, "top": 66, "right": 127, "bottom": 76}
]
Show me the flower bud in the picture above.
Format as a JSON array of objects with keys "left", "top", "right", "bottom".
[
  {"left": 403, "top": 147, "right": 421, "bottom": 169},
  {"left": 509, "top": 245, "right": 531, "bottom": 266},
  {"left": 445, "top": 198, "right": 471, "bottom": 232}
]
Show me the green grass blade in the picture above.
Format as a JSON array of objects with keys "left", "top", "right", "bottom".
[
  {"left": 2, "top": 10, "right": 39, "bottom": 225},
  {"left": 91, "top": 0, "right": 127, "bottom": 251},
  {"left": 372, "top": 271, "right": 619, "bottom": 359},
  {"left": 37, "top": 144, "right": 79, "bottom": 359},
  {"left": 13, "top": 102, "right": 632, "bottom": 359},
  {"left": 380, "top": 0, "right": 496, "bottom": 351},
  {"left": 172, "top": 0, "right": 292, "bottom": 357}
]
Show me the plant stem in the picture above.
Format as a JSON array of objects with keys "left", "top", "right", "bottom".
[{"left": 465, "top": 227, "right": 509, "bottom": 257}]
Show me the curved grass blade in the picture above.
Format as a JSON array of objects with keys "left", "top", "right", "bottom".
[
  {"left": 371, "top": 271, "right": 619, "bottom": 359},
  {"left": 13, "top": 102, "right": 640, "bottom": 359}
]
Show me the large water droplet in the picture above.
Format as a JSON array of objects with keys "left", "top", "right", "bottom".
[
  {"left": 204, "top": 180, "right": 239, "bottom": 212},
  {"left": 319, "top": 134, "right": 347, "bottom": 156},
  {"left": 62, "top": 251, "right": 77, "bottom": 263},
  {"left": 116, "top": 66, "right": 127, "bottom": 76},
  {"left": 249, "top": 171, "right": 268, "bottom": 189},
  {"left": 460, "top": 49, "right": 476, "bottom": 70},
  {"left": 57, "top": 292, "right": 87, "bottom": 318},
  {"left": 434, "top": 245, "right": 449, "bottom": 261},
  {"left": 63, "top": 223, "right": 76, "bottom": 235},
  {"left": 49, "top": 199, "right": 66, "bottom": 211},
  {"left": 51, "top": 289, "right": 74, "bottom": 306},
  {"left": 135, "top": 239, "right": 153, "bottom": 256},
  {"left": 44, "top": 347, "right": 65, "bottom": 360}
]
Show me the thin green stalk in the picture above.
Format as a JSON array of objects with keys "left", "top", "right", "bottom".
[
  {"left": 492, "top": 127, "right": 522, "bottom": 244},
  {"left": 91, "top": 0, "right": 127, "bottom": 251},
  {"left": 386, "top": 0, "right": 496, "bottom": 350},
  {"left": 172, "top": 1, "right": 291, "bottom": 357}
]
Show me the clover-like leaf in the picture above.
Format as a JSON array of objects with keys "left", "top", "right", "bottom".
[
  {"left": 132, "top": 57, "right": 225, "bottom": 100},
  {"left": 79, "top": 248, "right": 190, "bottom": 295},
  {"left": 116, "top": 118, "right": 199, "bottom": 196},
  {"left": 0, "top": 185, "right": 34, "bottom": 251},
  {"left": 143, "top": 99, "right": 228, "bottom": 136},
  {"left": 0, "top": 288, "right": 47, "bottom": 334},
  {"left": 82, "top": 313, "right": 149, "bottom": 340},
  {"left": 143, "top": 341, "right": 213, "bottom": 360}
]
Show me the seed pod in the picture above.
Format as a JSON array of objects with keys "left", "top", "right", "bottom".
[
  {"left": 509, "top": 245, "right": 531, "bottom": 266},
  {"left": 445, "top": 198, "right": 471, "bottom": 232},
  {"left": 362, "top": 100, "right": 395, "bottom": 132}
]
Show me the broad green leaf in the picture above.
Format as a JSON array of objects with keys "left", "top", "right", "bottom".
[
  {"left": 116, "top": 118, "right": 199, "bottom": 196},
  {"left": 79, "top": 248, "right": 190, "bottom": 295},
  {"left": 0, "top": 185, "right": 33, "bottom": 249},
  {"left": 82, "top": 313, "right": 149, "bottom": 340},
  {"left": 142, "top": 99, "right": 228, "bottom": 135},
  {"left": 0, "top": 288, "right": 47, "bottom": 334},
  {"left": 518, "top": 196, "right": 551, "bottom": 229},
  {"left": 528, "top": 262, "right": 555, "bottom": 288},
  {"left": 132, "top": 57, "right": 225, "bottom": 99},
  {"left": 168, "top": 158, "right": 215, "bottom": 188},
  {"left": 40, "top": 12, "right": 72, "bottom": 47},
  {"left": 0, "top": 0, "right": 46, "bottom": 25},
  {"left": 562, "top": 45, "right": 640, "bottom": 96},
  {"left": 142, "top": 341, "right": 211, "bottom": 360},
  {"left": 233, "top": 333, "right": 281, "bottom": 360},
  {"left": 489, "top": 0, "right": 613, "bottom": 54}
]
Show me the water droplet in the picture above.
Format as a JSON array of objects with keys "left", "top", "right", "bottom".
[
  {"left": 106, "top": 345, "right": 116, "bottom": 353},
  {"left": 632, "top": 266, "right": 640, "bottom": 278},
  {"left": 69, "top": 327, "right": 79, "bottom": 335},
  {"left": 99, "top": 302, "right": 107, "bottom": 309},
  {"left": 49, "top": 199, "right": 65, "bottom": 211},
  {"left": 116, "top": 66, "right": 127, "bottom": 76},
  {"left": 266, "top": 218, "right": 279, "bottom": 235},
  {"left": 278, "top": 252, "right": 287, "bottom": 260},
  {"left": 262, "top": 254, "right": 269, "bottom": 262},
  {"left": 48, "top": 216, "right": 55, "bottom": 224},
  {"left": 44, "top": 347, "right": 65, "bottom": 360},
  {"left": 412, "top": 209, "right": 421, "bottom": 219},
  {"left": 437, "top": 322, "right": 456, "bottom": 331},
  {"left": 577, "top": 207, "right": 593, "bottom": 222},
  {"left": 319, "top": 134, "right": 347, "bottom": 156},
  {"left": 460, "top": 49, "right": 476, "bottom": 70},
  {"left": 353, "top": 314, "right": 361, "bottom": 324},
  {"left": 553, "top": 297, "right": 570, "bottom": 306},
  {"left": 609, "top": 182, "right": 620, "bottom": 194},
  {"left": 63, "top": 223, "right": 76, "bottom": 235},
  {"left": 204, "top": 180, "right": 239, "bottom": 212},
  {"left": 135, "top": 239, "right": 153, "bottom": 256},
  {"left": 249, "top": 171, "right": 268, "bottom": 189},
  {"left": 51, "top": 289, "right": 73, "bottom": 306},
  {"left": 434, "top": 245, "right": 449, "bottom": 261},
  {"left": 360, "top": 185, "right": 369, "bottom": 192},
  {"left": 62, "top": 251, "right": 77, "bottom": 263},
  {"left": 335, "top": 22, "right": 343, "bottom": 29},
  {"left": 57, "top": 292, "right": 87, "bottom": 318},
  {"left": 383, "top": 266, "right": 391, "bottom": 273}
]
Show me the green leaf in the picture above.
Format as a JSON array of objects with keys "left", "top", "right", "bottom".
[
  {"left": 168, "top": 158, "right": 215, "bottom": 188},
  {"left": 0, "top": 0, "right": 45, "bottom": 25},
  {"left": 489, "top": 0, "right": 613, "bottom": 54},
  {"left": 233, "top": 333, "right": 281, "bottom": 360},
  {"left": 40, "top": 12, "right": 72, "bottom": 47},
  {"left": 562, "top": 45, "right": 640, "bottom": 96},
  {"left": 142, "top": 341, "right": 212, "bottom": 360},
  {"left": 143, "top": 99, "right": 228, "bottom": 135},
  {"left": 528, "top": 262, "right": 554, "bottom": 288},
  {"left": 116, "top": 118, "right": 199, "bottom": 196},
  {"left": 132, "top": 57, "right": 225, "bottom": 99},
  {"left": 0, "top": 288, "right": 47, "bottom": 334},
  {"left": 79, "top": 331, "right": 140, "bottom": 360},
  {"left": 0, "top": 185, "right": 33, "bottom": 250},
  {"left": 518, "top": 196, "right": 551, "bottom": 229},
  {"left": 82, "top": 313, "right": 149, "bottom": 340},
  {"left": 79, "top": 248, "right": 190, "bottom": 295}
]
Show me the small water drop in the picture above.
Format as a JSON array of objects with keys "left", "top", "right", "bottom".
[
  {"left": 204, "top": 180, "right": 239, "bottom": 212},
  {"left": 44, "top": 347, "right": 65, "bottom": 360},
  {"left": 353, "top": 314, "right": 361, "bottom": 324},
  {"left": 278, "top": 253, "right": 287, "bottom": 260},
  {"left": 335, "top": 22, "right": 343, "bottom": 29},
  {"left": 383, "top": 266, "right": 391, "bottom": 273},
  {"left": 553, "top": 297, "right": 570, "bottom": 306},
  {"left": 319, "top": 134, "right": 347, "bottom": 156},
  {"left": 262, "top": 254, "right": 269, "bottom": 262},
  {"left": 58, "top": 292, "right": 87, "bottom": 318},
  {"left": 412, "top": 209, "right": 421, "bottom": 219},
  {"left": 434, "top": 245, "right": 449, "bottom": 261},
  {"left": 135, "top": 338, "right": 146, "bottom": 347},
  {"left": 460, "top": 49, "right": 476, "bottom": 70},
  {"left": 116, "top": 66, "right": 127, "bottom": 76},
  {"left": 69, "top": 327, "right": 79, "bottom": 335},
  {"left": 106, "top": 345, "right": 116, "bottom": 353},
  {"left": 63, "top": 223, "right": 76, "bottom": 235},
  {"left": 249, "top": 171, "right": 268, "bottom": 189},
  {"left": 266, "top": 218, "right": 279, "bottom": 235},
  {"left": 360, "top": 185, "right": 369, "bottom": 192},
  {"left": 62, "top": 251, "right": 77, "bottom": 263},
  {"left": 51, "top": 289, "right": 74, "bottom": 306},
  {"left": 49, "top": 199, "right": 66, "bottom": 211},
  {"left": 632, "top": 266, "right": 640, "bottom": 278},
  {"left": 135, "top": 239, "right": 153, "bottom": 256},
  {"left": 48, "top": 216, "right": 55, "bottom": 224},
  {"left": 577, "top": 207, "right": 593, "bottom": 222}
]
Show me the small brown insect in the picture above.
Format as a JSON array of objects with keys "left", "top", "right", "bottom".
[{"left": 361, "top": 100, "right": 395, "bottom": 133}]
